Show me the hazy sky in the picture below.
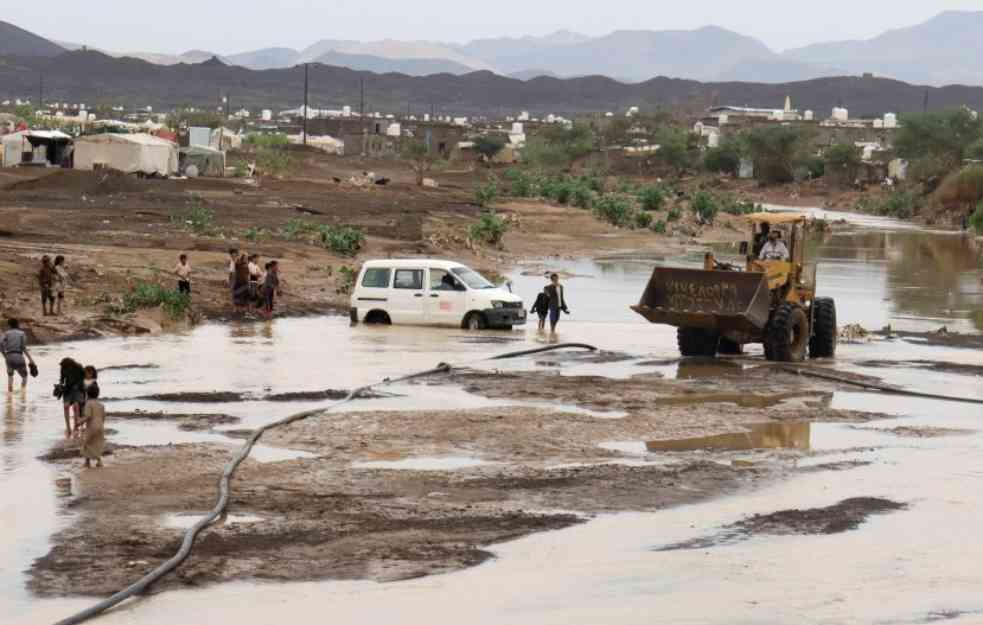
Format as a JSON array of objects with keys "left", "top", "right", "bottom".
[{"left": 7, "top": 1, "right": 981, "bottom": 54}]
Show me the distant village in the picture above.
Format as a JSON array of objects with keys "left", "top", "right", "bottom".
[{"left": 0, "top": 92, "right": 974, "bottom": 186}]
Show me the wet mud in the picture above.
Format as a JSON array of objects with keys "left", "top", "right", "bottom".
[
  {"left": 657, "top": 497, "right": 907, "bottom": 551},
  {"left": 28, "top": 358, "right": 888, "bottom": 599},
  {"left": 876, "top": 330, "right": 983, "bottom": 350},
  {"left": 856, "top": 359, "right": 983, "bottom": 377},
  {"left": 851, "top": 426, "right": 976, "bottom": 439},
  {"left": 115, "top": 389, "right": 391, "bottom": 403},
  {"left": 29, "top": 440, "right": 756, "bottom": 597},
  {"left": 108, "top": 411, "right": 242, "bottom": 431}
]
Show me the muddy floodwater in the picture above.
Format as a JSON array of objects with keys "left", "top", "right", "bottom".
[{"left": 7, "top": 208, "right": 983, "bottom": 625}]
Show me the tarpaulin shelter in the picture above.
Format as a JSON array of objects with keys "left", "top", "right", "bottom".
[
  {"left": 74, "top": 133, "right": 177, "bottom": 176},
  {"left": 179, "top": 145, "right": 226, "bottom": 177},
  {"left": 1, "top": 130, "right": 73, "bottom": 168}
]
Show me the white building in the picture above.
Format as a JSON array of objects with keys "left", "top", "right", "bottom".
[
  {"left": 832, "top": 107, "right": 849, "bottom": 122},
  {"left": 517, "top": 111, "right": 530, "bottom": 121},
  {"left": 884, "top": 113, "right": 898, "bottom": 129},
  {"left": 804, "top": 110, "right": 814, "bottom": 121},
  {"left": 261, "top": 109, "right": 273, "bottom": 121}
]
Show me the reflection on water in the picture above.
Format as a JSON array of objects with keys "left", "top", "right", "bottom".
[{"left": 646, "top": 422, "right": 811, "bottom": 453}]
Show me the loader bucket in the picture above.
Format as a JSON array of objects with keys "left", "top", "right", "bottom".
[{"left": 630, "top": 267, "right": 771, "bottom": 336}]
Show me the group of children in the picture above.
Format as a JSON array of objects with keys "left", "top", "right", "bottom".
[
  {"left": 37, "top": 255, "right": 71, "bottom": 316},
  {"left": 58, "top": 358, "right": 105, "bottom": 468},
  {"left": 171, "top": 250, "right": 283, "bottom": 319}
]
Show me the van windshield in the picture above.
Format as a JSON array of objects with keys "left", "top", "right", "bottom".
[{"left": 451, "top": 267, "right": 495, "bottom": 290}]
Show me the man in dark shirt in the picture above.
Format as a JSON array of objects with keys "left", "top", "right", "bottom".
[
  {"left": 38, "top": 256, "right": 55, "bottom": 316},
  {"left": 544, "top": 273, "right": 570, "bottom": 335}
]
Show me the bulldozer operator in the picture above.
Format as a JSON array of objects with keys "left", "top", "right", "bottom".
[{"left": 759, "top": 229, "right": 790, "bottom": 261}]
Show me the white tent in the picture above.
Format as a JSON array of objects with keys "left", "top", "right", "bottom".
[
  {"left": 74, "top": 133, "right": 178, "bottom": 176},
  {"left": 2, "top": 130, "right": 73, "bottom": 167}
]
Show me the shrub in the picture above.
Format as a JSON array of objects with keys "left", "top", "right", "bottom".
[
  {"left": 970, "top": 201, "right": 983, "bottom": 234},
  {"left": 474, "top": 175, "right": 500, "bottom": 208},
  {"left": 281, "top": 218, "right": 319, "bottom": 239},
  {"left": 232, "top": 160, "right": 249, "bottom": 178},
  {"left": 469, "top": 211, "right": 509, "bottom": 246},
  {"left": 666, "top": 206, "right": 682, "bottom": 222},
  {"left": 571, "top": 186, "right": 594, "bottom": 209},
  {"left": 690, "top": 191, "right": 719, "bottom": 225},
  {"left": 651, "top": 219, "right": 667, "bottom": 234},
  {"left": 856, "top": 190, "right": 920, "bottom": 219},
  {"left": 243, "top": 226, "right": 269, "bottom": 242},
  {"left": 937, "top": 166, "right": 983, "bottom": 208},
  {"left": 115, "top": 281, "right": 191, "bottom": 319},
  {"left": 319, "top": 225, "right": 365, "bottom": 256},
  {"left": 593, "top": 193, "right": 637, "bottom": 228},
  {"left": 805, "top": 157, "right": 826, "bottom": 180},
  {"left": 719, "top": 194, "right": 759, "bottom": 216},
  {"left": 635, "top": 210, "right": 653, "bottom": 229},
  {"left": 245, "top": 133, "right": 289, "bottom": 148},
  {"left": 256, "top": 146, "right": 291, "bottom": 177},
  {"left": 553, "top": 180, "right": 576, "bottom": 205},
  {"left": 336, "top": 266, "right": 357, "bottom": 294},
  {"left": 877, "top": 190, "right": 920, "bottom": 219},
  {"left": 638, "top": 185, "right": 666, "bottom": 211},
  {"left": 505, "top": 168, "right": 540, "bottom": 197},
  {"left": 171, "top": 196, "right": 216, "bottom": 235}
]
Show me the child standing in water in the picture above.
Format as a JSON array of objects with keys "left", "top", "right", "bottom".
[
  {"left": 261, "top": 260, "right": 281, "bottom": 320},
  {"left": 530, "top": 286, "right": 550, "bottom": 332},
  {"left": 78, "top": 382, "right": 105, "bottom": 468}
]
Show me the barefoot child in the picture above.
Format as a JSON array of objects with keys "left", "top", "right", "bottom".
[
  {"left": 78, "top": 382, "right": 105, "bottom": 468},
  {"left": 261, "top": 260, "right": 281, "bottom": 320}
]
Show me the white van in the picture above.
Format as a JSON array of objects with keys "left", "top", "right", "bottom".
[{"left": 350, "top": 259, "right": 526, "bottom": 330}]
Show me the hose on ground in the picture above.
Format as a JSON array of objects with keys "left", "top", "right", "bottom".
[
  {"left": 52, "top": 342, "right": 596, "bottom": 625},
  {"left": 776, "top": 365, "right": 983, "bottom": 406}
]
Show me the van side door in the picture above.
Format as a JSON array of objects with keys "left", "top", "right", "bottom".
[{"left": 389, "top": 268, "right": 427, "bottom": 324}]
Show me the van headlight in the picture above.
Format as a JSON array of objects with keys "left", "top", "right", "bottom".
[{"left": 490, "top": 301, "right": 506, "bottom": 309}]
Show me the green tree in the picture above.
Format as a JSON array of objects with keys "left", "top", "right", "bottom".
[
  {"left": 473, "top": 135, "right": 506, "bottom": 165},
  {"left": 824, "top": 143, "right": 863, "bottom": 187},
  {"left": 653, "top": 127, "right": 695, "bottom": 174},
  {"left": 703, "top": 144, "right": 742, "bottom": 175},
  {"left": 402, "top": 140, "right": 438, "bottom": 186},
  {"left": 745, "top": 126, "right": 814, "bottom": 184},
  {"left": 895, "top": 109, "right": 983, "bottom": 172}
]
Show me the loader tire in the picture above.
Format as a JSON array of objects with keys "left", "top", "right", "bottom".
[
  {"left": 765, "top": 303, "right": 809, "bottom": 362},
  {"left": 677, "top": 327, "right": 720, "bottom": 357},
  {"left": 809, "top": 297, "right": 837, "bottom": 359},
  {"left": 718, "top": 338, "right": 743, "bottom": 355}
]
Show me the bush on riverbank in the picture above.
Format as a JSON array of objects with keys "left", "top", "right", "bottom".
[
  {"left": 111, "top": 281, "right": 191, "bottom": 319},
  {"left": 469, "top": 211, "right": 509, "bottom": 246},
  {"left": 937, "top": 166, "right": 983, "bottom": 209}
]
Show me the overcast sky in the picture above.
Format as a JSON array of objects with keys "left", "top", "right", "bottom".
[{"left": 7, "top": 1, "right": 981, "bottom": 54}]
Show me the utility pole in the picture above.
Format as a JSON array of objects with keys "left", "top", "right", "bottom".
[
  {"left": 225, "top": 93, "right": 231, "bottom": 119},
  {"left": 39, "top": 73, "right": 43, "bottom": 112},
  {"left": 303, "top": 63, "right": 309, "bottom": 146},
  {"left": 359, "top": 77, "right": 365, "bottom": 118}
]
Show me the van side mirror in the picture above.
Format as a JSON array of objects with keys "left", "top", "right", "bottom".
[{"left": 739, "top": 241, "right": 749, "bottom": 255}]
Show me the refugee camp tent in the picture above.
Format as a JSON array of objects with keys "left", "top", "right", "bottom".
[
  {"left": 74, "top": 133, "right": 178, "bottom": 176},
  {"left": 1, "top": 130, "right": 73, "bottom": 168},
  {"left": 179, "top": 145, "right": 225, "bottom": 177}
]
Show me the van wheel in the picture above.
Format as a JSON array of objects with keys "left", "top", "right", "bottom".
[
  {"left": 464, "top": 312, "right": 487, "bottom": 331},
  {"left": 364, "top": 310, "right": 391, "bottom": 325}
]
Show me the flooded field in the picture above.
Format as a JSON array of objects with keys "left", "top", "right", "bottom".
[{"left": 6, "top": 208, "right": 983, "bottom": 624}]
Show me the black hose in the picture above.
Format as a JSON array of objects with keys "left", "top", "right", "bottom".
[
  {"left": 777, "top": 365, "right": 983, "bottom": 406},
  {"left": 52, "top": 342, "right": 596, "bottom": 625}
]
